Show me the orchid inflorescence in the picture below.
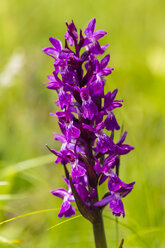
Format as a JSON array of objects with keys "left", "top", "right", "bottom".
[{"left": 43, "top": 18, "right": 135, "bottom": 222}]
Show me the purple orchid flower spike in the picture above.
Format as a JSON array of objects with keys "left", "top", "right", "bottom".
[{"left": 43, "top": 18, "right": 135, "bottom": 248}]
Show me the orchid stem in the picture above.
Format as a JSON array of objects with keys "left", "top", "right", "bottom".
[{"left": 92, "top": 210, "right": 107, "bottom": 248}]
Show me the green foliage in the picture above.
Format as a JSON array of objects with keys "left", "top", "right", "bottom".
[{"left": 0, "top": 0, "right": 165, "bottom": 247}]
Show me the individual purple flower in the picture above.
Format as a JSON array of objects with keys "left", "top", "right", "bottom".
[
  {"left": 56, "top": 88, "right": 72, "bottom": 109},
  {"left": 51, "top": 177, "right": 75, "bottom": 218},
  {"left": 95, "top": 193, "right": 125, "bottom": 217},
  {"left": 84, "top": 18, "right": 106, "bottom": 41},
  {"left": 43, "top": 73, "right": 62, "bottom": 91},
  {"left": 65, "top": 121, "right": 80, "bottom": 142},
  {"left": 84, "top": 18, "right": 107, "bottom": 55},
  {"left": 80, "top": 86, "right": 98, "bottom": 120},
  {"left": 94, "top": 179, "right": 135, "bottom": 217},
  {"left": 103, "top": 89, "right": 122, "bottom": 131},
  {"left": 96, "top": 131, "right": 115, "bottom": 153},
  {"left": 89, "top": 55, "right": 114, "bottom": 98},
  {"left": 94, "top": 155, "right": 117, "bottom": 185},
  {"left": 71, "top": 159, "right": 86, "bottom": 178},
  {"left": 104, "top": 89, "right": 123, "bottom": 110},
  {"left": 104, "top": 111, "right": 120, "bottom": 131},
  {"left": 54, "top": 109, "right": 80, "bottom": 143}
]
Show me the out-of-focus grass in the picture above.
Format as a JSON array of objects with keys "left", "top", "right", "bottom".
[{"left": 0, "top": 0, "right": 165, "bottom": 247}]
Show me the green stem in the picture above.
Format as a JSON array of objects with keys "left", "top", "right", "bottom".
[{"left": 92, "top": 210, "right": 107, "bottom": 248}]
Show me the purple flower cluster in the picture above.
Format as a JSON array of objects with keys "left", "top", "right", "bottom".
[{"left": 43, "top": 18, "right": 135, "bottom": 220}]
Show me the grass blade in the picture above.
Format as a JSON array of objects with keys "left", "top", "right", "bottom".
[
  {"left": 0, "top": 208, "right": 60, "bottom": 226},
  {"left": 48, "top": 215, "right": 81, "bottom": 230}
]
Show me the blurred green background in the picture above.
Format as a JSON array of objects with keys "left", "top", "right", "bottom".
[{"left": 0, "top": 0, "right": 165, "bottom": 247}]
